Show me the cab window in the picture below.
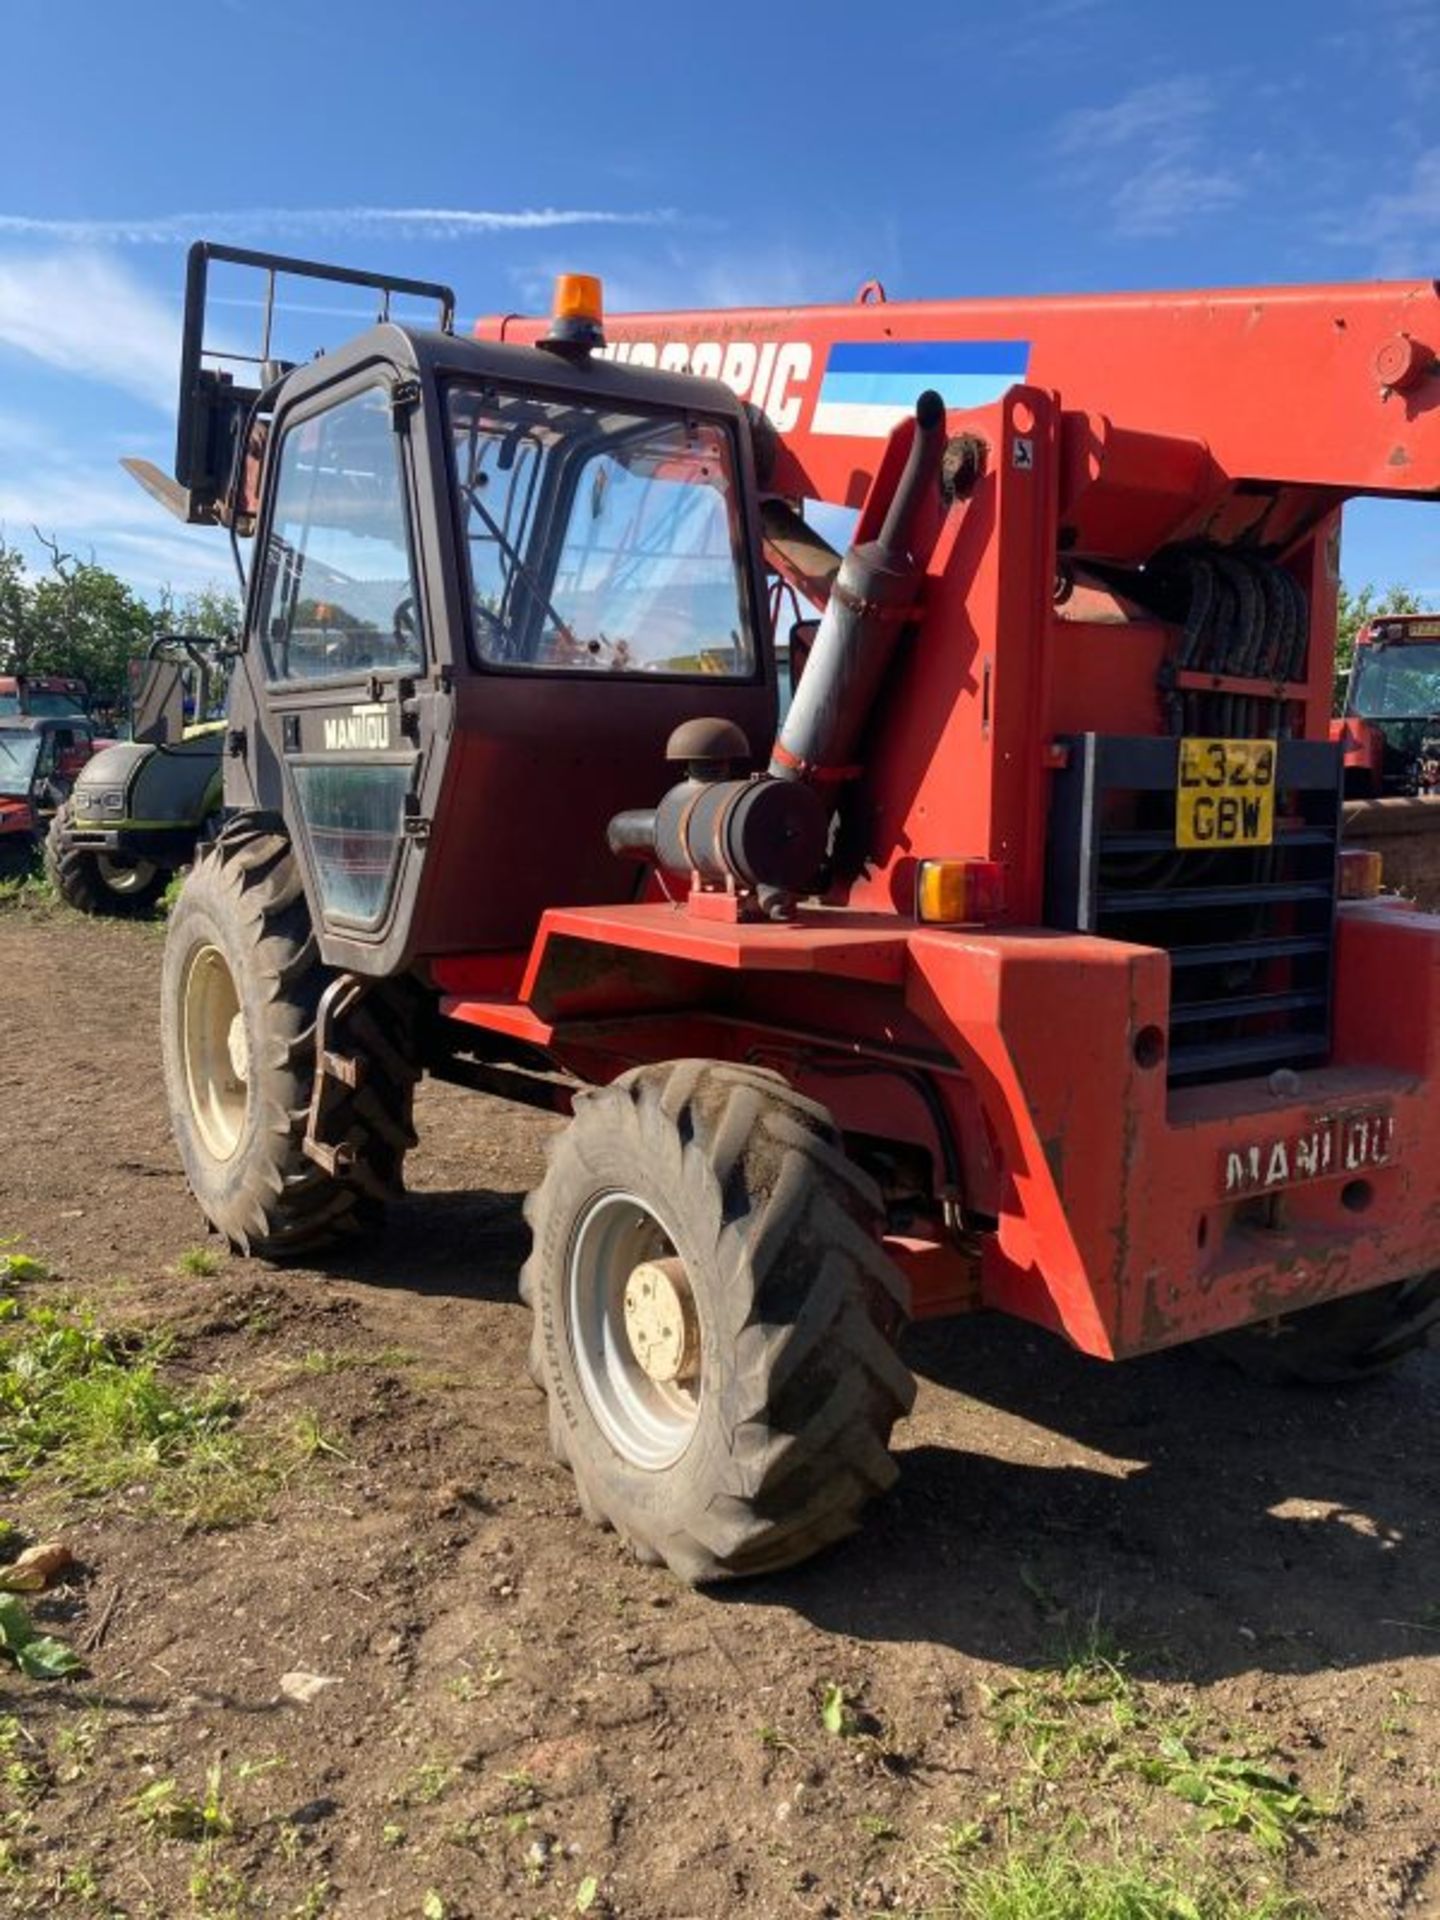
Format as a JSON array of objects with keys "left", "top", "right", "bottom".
[
  {"left": 256, "top": 386, "right": 422, "bottom": 682},
  {"left": 448, "top": 386, "right": 756, "bottom": 678}
]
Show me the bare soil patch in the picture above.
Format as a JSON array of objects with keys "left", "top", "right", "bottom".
[{"left": 0, "top": 903, "right": 1436, "bottom": 1918}]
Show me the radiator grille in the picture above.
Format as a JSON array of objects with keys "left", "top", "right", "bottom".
[{"left": 1047, "top": 735, "right": 1343, "bottom": 1084}]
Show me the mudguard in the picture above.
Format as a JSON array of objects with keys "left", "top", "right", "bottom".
[{"left": 72, "top": 727, "right": 223, "bottom": 832}]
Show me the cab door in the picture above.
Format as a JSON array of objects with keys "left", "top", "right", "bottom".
[{"left": 239, "top": 369, "right": 446, "bottom": 974}]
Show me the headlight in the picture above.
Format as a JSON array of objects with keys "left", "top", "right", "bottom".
[{"left": 77, "top": 789, "right": 124, "bottom": 816}]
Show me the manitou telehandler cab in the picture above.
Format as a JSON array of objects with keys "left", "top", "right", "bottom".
[{"left": 140, "top": 243, "right": 1440, "bottom": 1581}]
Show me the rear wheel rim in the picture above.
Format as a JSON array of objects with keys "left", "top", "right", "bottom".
[
  {"left": 181, "top": 942, "right": 249, "bottom": 1162},
  {"left": 96, "top": 853, "right": 158, "bottom": 895},
  {"left": 567, "top": 1191, "right": 701, "bottom": 1470}
]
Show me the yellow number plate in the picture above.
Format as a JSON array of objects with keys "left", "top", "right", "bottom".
[{"left": 1176, "top": 738, "right": 1276, "bottom": 849}]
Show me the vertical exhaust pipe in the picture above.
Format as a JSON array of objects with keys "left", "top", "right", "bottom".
[
  {"left": 770, "top": 389, "right": 947, "bottom": 784},
  {"left": 606, "top": 391, "right": 949, "bottom": 912}
]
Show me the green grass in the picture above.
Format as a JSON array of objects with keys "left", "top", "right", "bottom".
[
  {"left": 177, "top": 1245, "right": 224, "bottom": 1279},
  {"left": 931, "top": 1848, "right": 1308, "bottom": 1920},
  {"left": 0, "top": 869, "right": 55, "bottom": 911},
  {"left": 289, "top": 1345, "right": 416, "bottom": 1376},
  {"left": 984, "top": 1649, "right": 1140, "bottom": 1780},
  {"left": 0, "top": 1256, "right": 328, "bottom": 1527}
]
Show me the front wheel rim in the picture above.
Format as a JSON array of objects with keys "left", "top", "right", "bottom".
[
  {"left": 181, "top": 942, "right": 249, "bottom": 1162},
  {"left": 566, "top": 1191, "right": 702, "bottom": 1470},
  {"left": 97, "top": 853, "right": 158, "bottom": 895}
]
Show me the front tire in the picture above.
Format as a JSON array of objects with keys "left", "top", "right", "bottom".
[
  {"left": 45, "top": 801, "right": 166, "bottom": 917},
  {"left": 161, "top": 822, "right": 416, "bottom": 1256},
  {"left": 1213, "top": 1273, "right": 1440, "bottom": 1384},
  {"left": 522, "top": 1060, "right": 915, "bottom": 1583}
]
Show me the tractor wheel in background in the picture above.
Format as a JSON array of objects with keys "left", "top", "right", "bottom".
[
  {"left": 161, "top": 820, "right": 417, "bottom": 1257},
  {"left": 1211, "top": 1273, "right": 1440, "bottom": 1385},
  {"left": 45, "top": 801, "right": 167, "bottom": 916},
  {"left": 521, "top": 1059, "right": 915, "bottom": 1583}
]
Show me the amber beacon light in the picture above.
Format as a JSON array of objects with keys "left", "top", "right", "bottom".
[{"left": 541, "top": 273, "right": 606, "bottom": 356}]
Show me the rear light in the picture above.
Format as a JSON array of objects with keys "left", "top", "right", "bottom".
[
  {"left": 916, "top": 857, "right": 1006, "bottom": 925},
  {"left": 1339, "top": 847, "right": 1383, "bottom": 900}
]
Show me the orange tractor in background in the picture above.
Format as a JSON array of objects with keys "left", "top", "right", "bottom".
[{"left": 138, "top": 245, "right": 1440, "bottom": 1581}]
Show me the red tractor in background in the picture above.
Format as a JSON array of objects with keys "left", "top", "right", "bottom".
[
  {"left": 138, "top": 244, "right": 1440, "bottom": 1582},
  {"left": 1332, "top": 613, "right": 1440, "bottom": 905},
  {"left": 0, "top": 714, "right": 101, "bottom": 876},
  {"left": 0, "top": 673, "right": 91, "bottom": 722}
]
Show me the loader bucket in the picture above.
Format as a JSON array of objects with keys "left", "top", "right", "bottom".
[{"left": 1343, "top": 796, "right": 1440, "bottom": 909}]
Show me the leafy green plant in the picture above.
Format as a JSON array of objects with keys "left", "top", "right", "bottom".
[
  {"left": 1133, "top": 1740, "right": 1332, "bottom": 1854},
  {"left": 0, "top": 1592, "right": 80, "bottom": 1680},
  {"left": 821, "top": 1682, "right": 857, "bottom": 1737},
  {"left": 290, "top": 1411, "right": 347, "bottom": 1461},
  {"left": 859, "top": 1813, "right": 902, "bottom": 1842},
  {"left": 0, "top": 1249, "right": 48, "bottom": 1285},
  {"left": 395, "top": 1761, "right": 458, "bottom": 1808},
  {"left": 132, "top": 1764, "right": 233, "bottom": 1843}
]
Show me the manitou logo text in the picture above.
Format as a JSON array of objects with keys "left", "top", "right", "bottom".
[
  {"left": 596, "top": 339, "right": 812, "bottom": 431},
  {"left": 322, "top": 704, "right": 390, "bottom": 751},
  {"left": 1221, "top": 1108, "right": 1394, "bottom": 1198}
]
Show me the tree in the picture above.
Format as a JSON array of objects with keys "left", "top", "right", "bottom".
[
  {"left": 1334, "top": 581, "right": 1427, "bottom": 710},
  {"left": 155, "top": 582, "right": 243, "bottom": 640},
  {"left": 0, "top": 533, "right": 239, "bottom": 712}
]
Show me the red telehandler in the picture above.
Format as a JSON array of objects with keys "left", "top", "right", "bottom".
[{"left": 141, "top": 244, "right": 1440, "bottom": 1581}]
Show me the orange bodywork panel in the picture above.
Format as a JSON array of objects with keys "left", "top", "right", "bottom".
[{"left": 437, "top": 898, "right": 1440, "bottom": 1361}]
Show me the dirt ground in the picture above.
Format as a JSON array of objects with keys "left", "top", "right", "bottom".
[{"left": 0, "top": 901, "right": 1436, "bottom": 1919}]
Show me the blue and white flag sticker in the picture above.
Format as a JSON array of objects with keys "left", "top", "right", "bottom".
[{"left": 813, "top": 339, "right": 1031, "bottom": 437}]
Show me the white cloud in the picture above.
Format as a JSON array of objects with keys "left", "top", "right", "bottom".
[
  {"left": 0, "top": 417, "right": 229, "bottom": 597},
  {"left": 1053, "top": 77, "right": 1247, "bottom": 239},
  {"left": 0, "top": 205, "right": 680, "bottom": 247},
  {"left": 508, "top": 241, "right": 861, "bottom": 320},
  {"left": 1324, "top": 146, "right": 1440, "bottom": 276},
  {"left": 1055, "top": 76, "right": 1212, "bottom": 155},
  {"left": 1110, "top": 162, "right": 1246, "bottom": 240},
  {"left": 0, "top": 251, "right": 179, "bottom": 410}
]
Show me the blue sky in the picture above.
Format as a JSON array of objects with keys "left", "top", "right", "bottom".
[{"left": 0, "top": 0, "right": 1436, "bottom": 604}]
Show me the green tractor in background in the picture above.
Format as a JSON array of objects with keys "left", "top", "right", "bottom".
[{"left": 44, "top": 635, "right": 228, "bottom": 916}]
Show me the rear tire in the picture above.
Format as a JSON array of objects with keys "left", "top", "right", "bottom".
[
  {"left": 521, "top": 1060, "right": 915, "bottom": 1583},
  {"left": 1213, "top": 1273, "right": 1440, "bottom": 1384},
  {"left": 161, "top": 821, "right": 417, "bottom": 1257},
  {"left": 45, "top": 802, "right": 167, "bottom": 916}
]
